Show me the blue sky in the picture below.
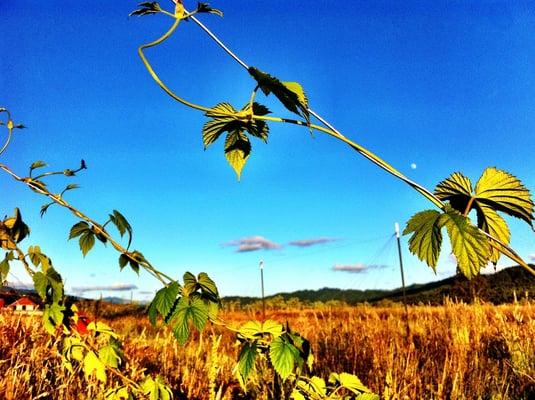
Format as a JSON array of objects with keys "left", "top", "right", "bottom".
[{"left": 1, "top": 1, "right": 534, "bottom": 301}]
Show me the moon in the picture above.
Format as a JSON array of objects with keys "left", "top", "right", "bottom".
[{"left": 410, "top": 163, "right": 417, "bottom": 170}]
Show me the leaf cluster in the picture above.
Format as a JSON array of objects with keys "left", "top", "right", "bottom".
[
  {"left": 147, "top": 272, "right": 220, "bottom": 345},
  {"left": 291, "top": 373, "right": 379, "bottom": 400},
  {"left": 404, "top": 168, "right": 534, "bottom": 278}
]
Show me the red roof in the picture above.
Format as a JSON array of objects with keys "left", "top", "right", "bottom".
[{"left": 9, "top": 296, "right": 38, "bottom": 307}]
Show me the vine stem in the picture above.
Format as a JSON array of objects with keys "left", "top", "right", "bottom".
[
  {"left": 182, "top": 10, "right": 535, "bottom": 277},
  {"left": 0, "top": 163, "right": 174, "bottom": 285}
]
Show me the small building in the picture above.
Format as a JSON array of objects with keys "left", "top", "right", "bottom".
[{"left": 9, "top": 296, "right": 39, "bottom": 313}]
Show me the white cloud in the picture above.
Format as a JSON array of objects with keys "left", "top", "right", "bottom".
[
  {"left": 224, "top": 236, "right": 282, "bottom": 253},
  {"left": 71, "top": 282, "right": 138, "bottom": 295},
  {"left": 332, "top": 263, "right": 387, "bottom": 273},
  {"left": 289, "top": 237, "right": 338, "bottom": 247},
  {"left": 529, "top": 254, "right": 535, "bottom": 262}
]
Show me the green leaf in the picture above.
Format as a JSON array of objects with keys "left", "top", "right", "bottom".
[
  {"left": 150, "top": 281, "right": 180, "bottom": 322},
  {"left": 197, "top": 272, "right": 219, "bottom": 300},
  {"left": 69, "top": 221, "right": 91, "bottom": 239},
  {"left": 118, "top": 254, "right": 129, "bottom": 270},
  {"left": 99, "top": 344, "right": 122, "bottom": 369},
  {"left": 248, "top": 67, "right": 310, "bottom": 124},
  {"left": 224, "top": 130, "right": 251, "bottom": 180},
  {"left": 141, "top": 376, "right": 173, "bottom": 400},
  {"left": 439, "top": 206, "right": 490, "bottom": 279},
  {"left": 269, "top": 336, "right": 300, "bottom": 380},
  {"left": 243, "top": 102, "right": 270, "bottom": 142},
  {"left": 182, "top": 271, "right": 197, "bottom": 296},
  {"left": 33, "top": 272, "right": 48, "bottom": 300},
  {"left": 475, "top": 167, "right": 534, "bottom": 227},
  {"left": 434, "top": 172, "right": 473, "bottom": 213},
  {"left": 109, "top": 210, "right": 133, "bottom": 249},
  {"left": 403, "top": 210, "right": 443, "bottom": 271},
  {"left": 30, "top": 160, "right": 48, "bottom": 171},
  {"left": 476, "top": 204, "right": 510, "bottom": 265},
  {"left": 0, "top": 256, "right": 10, "bottom": 283},
  {"left": 1, "top": 208, "right": 30, "bottom": 248},
  {"left": 238, "top": 319, "right": 283, "bottom": 339},
  {"left": 79, "top": 231, "right": 95, "bottom": 257},
  {"left": 170, "top": 297, "right": 209, "bottom": 345},
  {"left": 129, "top": 2, "right": 161, "bottom": 17},
  {"left": 87, "top": 321, "right": 119, "bottom": 339},
  {"left": 237, "top": 342, "right": 258, "bottom": 384},
  {"left": 83, "top": 350, "right": 107, "bottom": 383},
  {"left": 329, "top": 372, "right": 370, "bottom": 394},
  {"left": 40, "top": 202, "right": 54, "bottom": 218}
]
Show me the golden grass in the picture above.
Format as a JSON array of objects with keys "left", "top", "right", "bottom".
[{"left": 1, "top": 300, "right": 534, "bottom": 399}]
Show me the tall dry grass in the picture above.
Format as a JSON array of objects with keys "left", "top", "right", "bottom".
[{"left": 1, "top": 300, "right": 534, "bottom": 399}]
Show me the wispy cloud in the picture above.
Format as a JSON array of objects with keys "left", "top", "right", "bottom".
[
  {"left": 5, "top": 281, "right": 34, "bottom": 290},
  {"left": 332, "top": 263, "right": 388, "bottom": 273},
  {"left": 224, "top": 236, "right": 282, "bottom": 253},
  {"left": 71, "top": 283, "right": 138, "bottom": 295},
  {"left": 529, "top": 254, "right": 535, "bottom": 262},
  {"left": 288, "top": 237, "right": 338, "bottom": 247}
]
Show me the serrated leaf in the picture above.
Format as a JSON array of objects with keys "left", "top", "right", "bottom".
[
  {"left": 2, "top": 208, "right": 30, "bottom": 246},
  {"left": 224, "top": 130, "right": 251, "bottom": 180},
  {"left": 69, "top": 221, "right": 90, "bottom": 239},
  {"left": 439, "top": 206, "right": 490, "bottom": 279},
  {"left": 202, "top": 103, "right": 242, "bottom": 149},
  {"left": 197, "top": 272, "right": 219, "bottom": 299},
  {"left": 243, "top": 102, "right": 270, "bottom": 143},
  {"left": 84, "top": 350, "right": 107, "bottom": 383},
  {"left": 33, "top": 272, "right": 48, "bottom": 300},
  {"left": 434, "top": 172, "right": 473, "bottom": 213},
  {"left": 237, "top": 342, "right": 257, "bottom": 384},
  {"left": 150, "top": 282, "right": 180, "bottom": 321},
  {"left": 40, "top": 202, "right": 53, "bottom": 218},
  {"left": 475, "top": 167, "right": 534, "bottom": 227},
  {"left": 170, "top": 297, "right": 209, "bottom": 345},
  {"left": 329, "top": 372, "right": 370, "bottom": 394},
  {"left": 248, "top": 67, "right": 310, "bottom": 124},
  {"left": 109, "top": 210, "right": 133, "bottom": 249},
  {"left": 269, "top": 336, "right": 300, "bottom": 380},
  {"left": 79, "top": 231, "right": 95, "bottom": 257},
  {"left": 239, "top": 319, "right": 284, "bottom": 339},
  {"left": 403, "top": 210, "right": 443, "bottom": 270},
  {"left": 476, "top": 204, "right": 510, "bottom": 264}
]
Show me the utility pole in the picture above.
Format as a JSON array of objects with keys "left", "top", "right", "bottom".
[
  {"left": 395, "top": 222, "right": 410, "bottom": 336},
  {"left": 260, "top": 260, "right": 265, "bottom": 320}
]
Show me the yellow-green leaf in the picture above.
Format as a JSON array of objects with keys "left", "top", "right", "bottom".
[
  {"left": 224, "top": 130, "right": 251, "bottom": 180},
  {"left": 83, "top": 350, "right": 107, "bottom": 383},
  {"left": 434, "top": 172, "right": 473, "bottom": 213},
  {"left": 475, "top": 204, "right": 510, "bottom": 264},
  {"left": 329, "top": 372, "right": 370, "bottom": 394},
  {"left": 439, "top": 206, "right": 490, "bottom": 279},
  {"left": 403, "top": 210, "right": 443, "bottom": 270},
  {"left": 475, "top": 167, "right": 534, "bottom": 227}
]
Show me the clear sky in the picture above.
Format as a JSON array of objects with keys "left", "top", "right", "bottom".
[{"left": 2, "top": 1, "right": 534, "bottom": 301}]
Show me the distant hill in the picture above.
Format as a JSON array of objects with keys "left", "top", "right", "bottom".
[{"left": 223, "top": 265, "right": 535, "bottom": 306}]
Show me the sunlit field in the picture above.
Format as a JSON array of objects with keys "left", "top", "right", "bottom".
[{"left": 1, "top": 299, "right": 534, "bottom": 400}]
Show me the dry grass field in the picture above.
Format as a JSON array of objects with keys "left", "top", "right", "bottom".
[{"left": 1, "top": 299, "right": 534, "bottom": 399}]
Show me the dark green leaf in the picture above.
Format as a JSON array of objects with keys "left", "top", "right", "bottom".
[
  {"left": 79, "top": 231, "right": 96, "bottom": 257},
  {"left": 40, "top": 202, "right": 54, "bottom": 218},
  {"left": 170, "top": 297, "right": 209, "bottom": 345},
  {"left": 248, "top": 67, "right": 310, "bottom": 124},
  {"left": 182, "top": 271, "right": 197, "bottom": 296},
  {"left": 129, "top": 2, "right": 161, "bottom": 17},
  {"left": 237, "top": 342, "right": 257, "bottom": 384},
  {"left": 118, "top": 254, "right": 129, "bottom": 270},
  {"left": 109, "top": 210, "right": 133, "bottom": 249},
  {"left": 150, "top": 281, "right": 180, "bottom": 321},
  {"left": 196, "top": 2, "right": 224, "bottom": 17},
  {"left": 197, "top": 272, "right": 219, "bottom": 300},
  {"left": 69, "top": 221, "right": 91, "bottom": 239}
]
